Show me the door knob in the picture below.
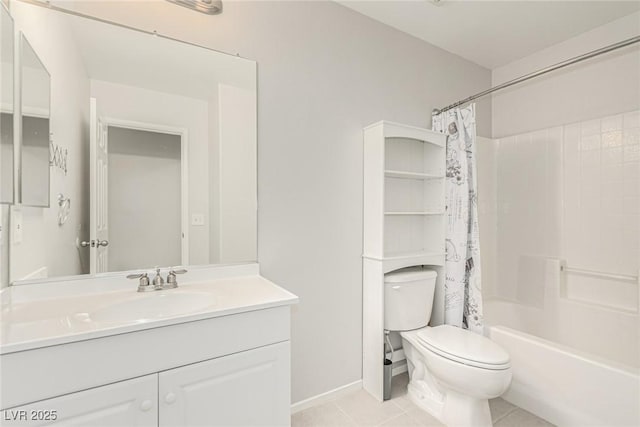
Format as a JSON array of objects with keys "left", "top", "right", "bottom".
[
  {"left": 79, "top": 240, "right": 108, "bottom": 247},
  {"left": 165, "top": 392, "right": 177, "bottom": 404}
]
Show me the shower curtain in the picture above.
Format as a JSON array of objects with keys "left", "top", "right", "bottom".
[{"left": 432, "top": 104, "right": 483, "bottom": 334}]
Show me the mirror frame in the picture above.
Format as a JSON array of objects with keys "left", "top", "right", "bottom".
[{"left": 18, "top": 32, "right": 51, "bottom": 208}]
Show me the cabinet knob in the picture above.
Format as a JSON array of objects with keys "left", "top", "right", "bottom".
[
  {"left": 165, "top": 392, "right": 177, "bottom": 404},
  {"left": 140, "top": 400, "right": 153, "bottom": 412}
]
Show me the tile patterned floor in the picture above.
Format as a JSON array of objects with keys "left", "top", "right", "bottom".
[{"left": 291, "top": 373, "right": 555, "bottom": 427}]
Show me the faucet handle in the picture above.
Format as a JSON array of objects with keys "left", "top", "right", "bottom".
[
  {"left": 127, "top": 272, "right": 151, "bottom": 292},
  {"left": 166, "top": 267, "right": 187, "bottom": 288}
]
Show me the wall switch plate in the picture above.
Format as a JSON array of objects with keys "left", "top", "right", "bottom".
[
  {"left": 12, "top": 209, "right": 23, "bottom": 244},
  {"left": 191, "top": 214, "right": 205, "bottom": 226}
]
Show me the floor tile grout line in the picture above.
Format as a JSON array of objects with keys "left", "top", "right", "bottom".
[
  {"left": 390, "top": 397, "right": 410, "bottom": 413},
  {"left": 492, "top": 405, "right": 519, "bottom": 424},
  {"left": 375, "top": 410, "right": 410, "bottom": 427},
  {"left": 331, "top": 391, "right": 410, "bottom": 427},
  {"left": 373, "top": 394, "right": 416, "bottom": 426},
  {"left": 375, "top": 409, "right": 409, "bottom": 427},
  {"left": 332, "top": 400, "right": 360, "bottom": 426}
]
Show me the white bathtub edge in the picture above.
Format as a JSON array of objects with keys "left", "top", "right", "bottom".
[
  {"left": 503, "top": 378, "right": 596, "bottom": 427},
  {"left": 490, "top": 325, "right": 640, "bottom": 427}
]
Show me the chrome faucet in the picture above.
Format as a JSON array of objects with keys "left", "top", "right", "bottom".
[
  {"left": 127, "top": 267, "right": 188, "bottom": 292},
  {"left": 152, "top": 267, "right": 165, "bottom": 290}
]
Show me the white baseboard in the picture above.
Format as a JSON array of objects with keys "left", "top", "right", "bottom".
[{"left": 290, "top": 380, "right": 363, "bottom": 414}]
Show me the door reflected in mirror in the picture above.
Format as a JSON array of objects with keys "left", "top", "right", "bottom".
[{"left": 6, "top": 0, "right": 257, "bottom": 284}]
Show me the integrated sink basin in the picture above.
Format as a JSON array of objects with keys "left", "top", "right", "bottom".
[
  {"left": 81, "top": 291, "right": 217, "bottom": 324},
  {"left": 1, "top": 269, "right": 299, "bottom": 355}
]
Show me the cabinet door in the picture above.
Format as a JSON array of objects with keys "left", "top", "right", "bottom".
[
  {"left": 159, "top": 341, "right": 290, "bottom": 427},
  {"left": 1, "top": 374, "right": 157, "bottom": 427}
]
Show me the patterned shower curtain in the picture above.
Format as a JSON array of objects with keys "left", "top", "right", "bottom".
[{"left": 432, "top": 104, "right": 483, "bottom": 334}]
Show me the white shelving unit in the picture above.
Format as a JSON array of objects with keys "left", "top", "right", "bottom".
[{"left": 362, "top": 120, "right": 446, "bottom": 401}]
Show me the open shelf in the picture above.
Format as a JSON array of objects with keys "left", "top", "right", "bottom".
[
  {"left": 384, "top": 211, "right": 444, "bottom": 215},
  {"left": 385, "top": 174, "right": 444, "bottom": 214},
  {"left": 382, "top": 251, "right": 445, "bottom": 272},
  {"left": 383, "top": 250, "right": 445, "bottom": 260},
  {"left": 384, "top": 170, "right": 444, "bottom": 180},
  {"left": 363, "top": 121, "right": 446, "bottom": 147},
  {"left": 363, "top": 251, "right": 446, "bottom": 273},
  {"left": 385, "top": 137, "right": 445, "bottom": 176},
  {"left": 384, "top": 214, "right": 445, "bottom": 257}
]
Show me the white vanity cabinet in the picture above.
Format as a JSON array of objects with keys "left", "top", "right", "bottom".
[
  {"left": 4, "top": 342, "right": 289, "bottom": 427},
  {"left": 1, "top": 272, "right": 298, "bottom": 427}
]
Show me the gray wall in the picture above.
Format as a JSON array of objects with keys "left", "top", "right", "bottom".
[
  {"left": 492, "top": 11, "right": 640, "bottom": 138},
  {"left": 64, "top": 1, "right": 492, "bottom": 402}
]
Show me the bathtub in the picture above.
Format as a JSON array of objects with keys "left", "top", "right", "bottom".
[{"left": 486, "top": 301, "right": 639, "bottom": 427}]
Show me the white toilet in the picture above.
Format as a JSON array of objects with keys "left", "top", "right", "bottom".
[{"left": 384, "top": 267, "right": 512, "bottom": 427}]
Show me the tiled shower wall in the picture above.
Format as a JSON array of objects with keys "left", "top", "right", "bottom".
[
  {"left": 479, "top": 111, "right": 639, "bottom": 366},
  {"left": 562, "top": 111, "right": 639, "bottom": 310},
  {"left": 495, "top": 127, "right": 562, "bottom": 307},
  {"left": 484, "top": 110, "right": 639, "bottom": 311}
]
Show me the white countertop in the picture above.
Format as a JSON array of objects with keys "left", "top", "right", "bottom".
[{"left": 0, "top": 274, "right": 298, "bottom": 355}]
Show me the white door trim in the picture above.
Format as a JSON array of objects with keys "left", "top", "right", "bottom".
[{"left": 103, "top": 117, "right": 190, "bottom": 266}]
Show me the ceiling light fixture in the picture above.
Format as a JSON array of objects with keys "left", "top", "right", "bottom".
[{"left": 165, "top": 0, "right": 223, "bottom": 15}]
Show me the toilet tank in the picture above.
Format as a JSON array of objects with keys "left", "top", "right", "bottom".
[{"left": 384, "top": 267, "right": 437, "bottom": 331}]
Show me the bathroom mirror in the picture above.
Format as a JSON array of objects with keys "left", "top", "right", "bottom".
[
  {"left": 5, "top": 0, "right": 257, "bottom": 284},
  {"left": 0, "top": 3, "right": 14, "bottom": 205},
  {"left": 19, "top": 33, "right": 51, "bottom": 207}
]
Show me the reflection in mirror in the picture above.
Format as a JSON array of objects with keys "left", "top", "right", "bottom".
[
  {"left": 0, "top": 3, "right": 13, "bottom": 288},
  {"left": 20, "top": 34, "right": 50, "bottom": 207},
  {"left": 1, "top": 3, "right": 14, "bottom": 205},
  {"left": 6, "top": 1, "right": 256, "bottom": 285}
]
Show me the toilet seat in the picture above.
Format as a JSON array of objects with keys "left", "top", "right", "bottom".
[{"left": 416, "top": 325, "right": 510, "bottom": 370}]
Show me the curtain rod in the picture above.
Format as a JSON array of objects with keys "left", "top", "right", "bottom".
[{"left": 432, "top": 35, "right": 640, "bottom": 116}]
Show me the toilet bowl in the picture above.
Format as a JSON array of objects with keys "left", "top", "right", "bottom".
[
  {"left": 383, "top": 267, "right": 512, "bottom": 427},
  {"left": 401, "top": 325, "right": 512, "bottom": 427}
]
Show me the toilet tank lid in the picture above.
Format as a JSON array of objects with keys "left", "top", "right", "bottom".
[{"left": 385, "top": 268, "right": 437, "bottom": 283}]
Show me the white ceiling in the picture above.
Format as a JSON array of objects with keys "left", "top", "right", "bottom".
[{"left": 336, "top": 0, "right": 640, "bottom": 69}]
